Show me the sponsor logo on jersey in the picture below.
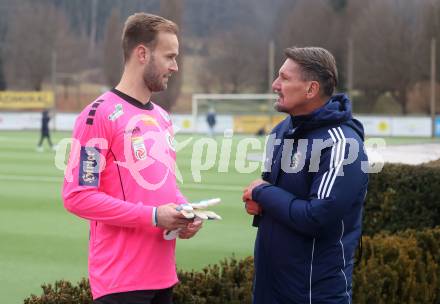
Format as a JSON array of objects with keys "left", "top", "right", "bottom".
[
  {"left": 108, "top": 104, "right": 124, "bottom": 121},
  {"left": 132, "top": 136, "right": 147, "bottom": 160},
  {"left": 79, "top": 147, "right": 100, "bottom": 186},
  {"left": 141, "top": 115, "right": 159, "bottom": 127}
]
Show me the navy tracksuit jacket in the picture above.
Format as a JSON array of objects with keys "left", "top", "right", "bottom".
[{"left": 252, "top": 94, "right": 368, "bottom": 304}]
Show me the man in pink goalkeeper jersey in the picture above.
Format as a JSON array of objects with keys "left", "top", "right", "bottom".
[{"left": 62, "top": 13, "right": 202, "bottom": 304}]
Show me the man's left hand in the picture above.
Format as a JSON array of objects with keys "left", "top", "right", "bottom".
[
  {"left": 244, "top": 199, "right": 261, "bottom": 215},
  {"left": 242, "top": 179, "right": 269, "bottom": 201},
  {"left": 178, "top": 219, "right": 203, "bottom": 239}
]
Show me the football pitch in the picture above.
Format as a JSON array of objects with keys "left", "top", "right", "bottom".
[{"left": 0, "top": 131, "right": 438, "bottom": 303}]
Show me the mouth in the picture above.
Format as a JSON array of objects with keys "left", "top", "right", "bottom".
[
  {"left": 163, "top": 74, "right": 172, "bottom": 83},
  {"left": 275, "top": 92, "right": 284, "bottom": 104}
]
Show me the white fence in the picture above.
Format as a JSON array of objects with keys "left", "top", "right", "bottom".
[
  {"left": 0, "top": 112, "right": 76, "bottom": 131},
  {"left": 356, "top": 115, "right": 434, "bottom": 137},
  {"left": 0, "top": 112, "right": 439, "bottom": 137}
]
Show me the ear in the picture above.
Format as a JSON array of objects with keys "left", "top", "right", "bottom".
[
  {"left": 134, "top": 45, "right": 151, "bottom": 64},
  {"left": 305, "top": 81, "right": 320, "bottom": 99}
]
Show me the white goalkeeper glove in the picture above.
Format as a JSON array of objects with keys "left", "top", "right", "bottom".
[{"left": 163, "top": 198, "right": 222, "bottom": 240}]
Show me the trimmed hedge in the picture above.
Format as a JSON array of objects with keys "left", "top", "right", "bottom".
[
  {"left": 353, "top": 228, "right": 440, "bottom": 304},
  {"left": 24, "top": 278, "right": 92, "bottom": 304},
  {"left": 24, "top": 227, "right": 440, "bottom": 304},
  {"left": 364, "top": 163, "right": 440, "bottom": 235},
  {"left": 173, "top": 257, "right": 253, "bottom": 304},
  {"left": 425, "top": 159, "right": 440, "bottom": 168}
]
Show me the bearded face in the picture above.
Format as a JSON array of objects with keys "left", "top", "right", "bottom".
[
  {"left": 141, "top": 32, "right": 178, "bottom": 93},
  {"left": 143, "top": 55, "right": 168, "bottom": 92}
]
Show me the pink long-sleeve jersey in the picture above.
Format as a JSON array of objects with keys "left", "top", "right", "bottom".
[{"left": 62, "top": 88, "right": 188, "bottom": 300}]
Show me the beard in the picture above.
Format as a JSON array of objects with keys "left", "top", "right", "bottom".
[
  {"left": 143, "top": 55, "right": 167, "bottom": 92},
  {"left": 274, "top": 101, "right": 287, "bottom": 113},
  {"left": 273, "top": 95, "right": 288, "bottom": 113}
]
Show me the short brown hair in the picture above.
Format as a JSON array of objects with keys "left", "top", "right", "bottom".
[
  {"left": 122, "top": 13, "right": 179, "bottom": 62},
  {"left": 284, "top": 47, "right": 338, "bottom": 97}
]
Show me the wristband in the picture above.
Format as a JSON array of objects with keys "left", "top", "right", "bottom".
[{"left": 152, "top": 207, "right": 158, "bottom": 226}]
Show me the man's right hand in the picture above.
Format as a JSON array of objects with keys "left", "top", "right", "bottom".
[{"left": 156, "top": 203, "right": 191, "bottom": 230}]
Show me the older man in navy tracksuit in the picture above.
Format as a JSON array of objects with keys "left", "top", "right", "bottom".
[{"left": 243, "top": 47, "right": 368, "bottom": 304}]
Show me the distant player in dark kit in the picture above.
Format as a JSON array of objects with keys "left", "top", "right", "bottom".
[
  {"left": 206, "top": 107, "right": 216, "bottom": 136},
  {"left": 36, "top": 109, "right": 54, "bottom": 152}
]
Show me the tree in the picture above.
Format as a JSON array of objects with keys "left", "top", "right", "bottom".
[
  {"left": 102, "top": 9, "right": 123, "bottom": 87},
  {"left": 5, "top": 1, "right": 79, "bottom": 90},
  {"left": 273, "top": 0, "right": 343, "bottom": 86},
  {"left": 329, "top": 0, "right": 348, "bottom": 11},
  {"left": 423, "top": 0, "right": 440, "bottom": 86},
  {"left": 352, "top": 0, "right": 430, "bottom": 114},
  {"left": 0, "top": 56, "right": 6, "bottom": 90},
  {"left": 88, "top": 0, "right": 98, "bottom": 58},
  {"left": 194, "top": 0, "right": 277, "bottom": 93},
  {"left": 197, "top": 27, "right": 267, "bottom": 93},
  {"left": 0, "top": 1, "right": 9, "bottom": 90}
]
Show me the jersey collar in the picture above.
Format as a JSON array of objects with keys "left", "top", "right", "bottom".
[{"left": 111, "top": 88, "right": 154, "bottom": 110}]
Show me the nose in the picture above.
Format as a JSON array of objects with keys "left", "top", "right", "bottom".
[
  {"left": 272, "top": 77, "right": 280, "bottom": 93},
  {"left": 170, "top": 59, "right": 178, "bottom": 72}
]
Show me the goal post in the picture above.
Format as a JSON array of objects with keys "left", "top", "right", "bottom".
[{"left": 191, "top": 93, "right": 281, "bottom": 133}]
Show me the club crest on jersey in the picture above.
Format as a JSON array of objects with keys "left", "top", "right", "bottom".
[
  {"left": 132, "top": 136, "right": 147, "bottom": 160},
  {"left": 165, "top": 131, "right": 175, "bottom": 151},
  {"left": 108, "top": 104, "right": 124, "bottom": 121},
  {"left": 79, "top": 147, "right": 100, "bottom": 186},
  {"left": 291, "top": 151, "right": 302, "bottom": 169}
]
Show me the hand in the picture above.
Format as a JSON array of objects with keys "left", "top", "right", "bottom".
[
  {"left": 178, "top": 218, "right": 203, "bottom": 239},
  {"left": 157, "top": 203, "right": 192, "bottom": 230},
  {"left": 244, "top": 199, "right": 261, "bottom": 215},
  {"left": 242, "top": 179, "right": 269, "bottom": 201}
]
